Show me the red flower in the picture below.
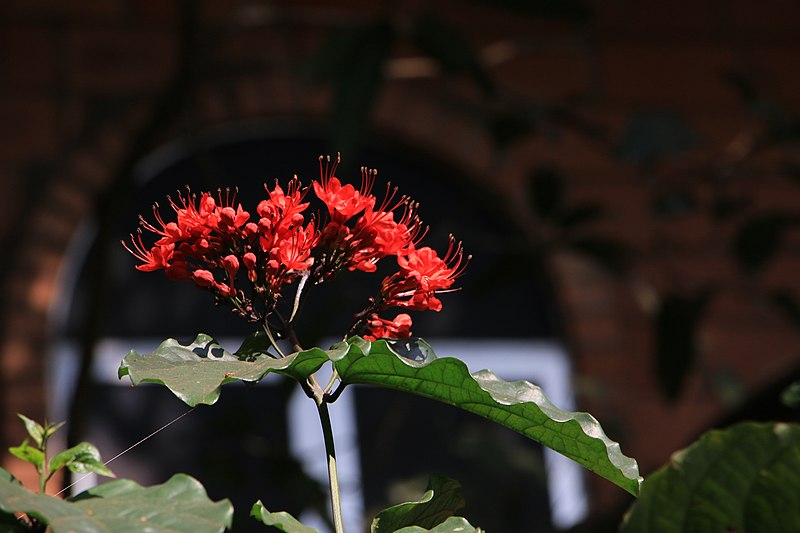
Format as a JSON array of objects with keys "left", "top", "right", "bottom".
[
  {"left": 313, "top": 155, "right": 375, "bottom": 224},
  {"left": 363, "top": 313, "right": 413, "bottom": 341},
  {"left": 379, "top": 238, "right": 468, "bottom": 312}
]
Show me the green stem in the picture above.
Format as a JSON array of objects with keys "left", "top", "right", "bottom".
[
  {"left": 38, "top": 440, "right": 48, "bottom": 494},
  {"left": 316, "top": 399, "right": 345, "bottom": 533}
]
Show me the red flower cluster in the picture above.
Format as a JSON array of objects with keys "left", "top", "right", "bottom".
[{"left": 124, "top": 155, "right": 468, "bottom": 343}]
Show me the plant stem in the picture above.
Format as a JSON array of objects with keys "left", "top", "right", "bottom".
[{"left": 316, "top": 399, "right": 345, "bottom": 533}]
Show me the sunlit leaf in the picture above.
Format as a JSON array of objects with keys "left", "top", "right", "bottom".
[
  {"left": 8, "top": 440, "right": 44, "bottom": 470},
  {"left": 395, "top": 516, "right": 484, "bottom": 533},
  {"left": 334, "top": 338, "right": 642, "bottom": 496},
  {"left": 371, "top": 476, "right": 464, "bottom": 533},
  {"left": 620, "top": 422, "right": 800, "bottom": 533},
  {"left": 250, "top": 501, "right": 320, "bottom": 533},
  {"left": 118, "top": 333, "right": 330, "bottom": 406},
  {"left": 16, "top": 415, "right": 44, "bottom": 449},
  {"left": 0, "top": 469, "right": 232, "bottom": 533},
  {"left": 49, "top": 442, "right": 114, "bottom": 478}
]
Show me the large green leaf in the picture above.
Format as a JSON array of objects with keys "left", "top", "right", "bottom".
[
  {"left": 0, "top": 469, "right": 232, "bottom": 533},
  {"left": 371, "top": 476, "right": 464, "bottom": 533},
  {"left": 620, "top": 422, "right": 800, "bottom": 532},
  {"left": 250, "top": 502, "right": 320, "bottom": 533},
  {"left": 118, "top": 335, "right": 640, "bottom": 495},
  {"left": 118, "top": 333, "right": 330, "bottom": 406},
  {"left": 332, "top": 339, "right": 641, "bottom": 496},
  {"left": 395, "top": 516, "right": 483, "bottom": 533}
]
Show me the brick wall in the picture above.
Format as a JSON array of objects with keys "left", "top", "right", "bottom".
[{"left": 2, "top": 0, "right": 800, "bottom": 521}]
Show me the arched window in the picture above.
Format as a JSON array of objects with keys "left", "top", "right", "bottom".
[{"left": 49, "top": 127, "right": 585, "bottom": 532}]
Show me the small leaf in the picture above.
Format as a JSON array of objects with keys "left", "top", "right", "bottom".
[
  {"left": 527, "top": 166, "right": 563, "bottom": 219},
  {"left": 620, "top": 422, "right": 800, "bottom": 533},
  {"left": 781, "top": 381, "right": 800, "bottom": 409},
  {"left": 0, "top": 469, "right": 232, "bottom": 533},
  {"left": 654, "top": 293, "right": 710, "bottom": 402},
  {"left": 334, "top": 338, "right": 642, "bottom": 496},
  {"left": 8, "top": 440, "right": 44, "bottom": 470},
  {"left": 16, "top": 415, "right": 45, "bottom": 449},
  {"left": 50, "top": 442, "right": 114, "bottom": 478},
  {"left": 118, "top": 333, "right": 330, "bottom": 407},
  {"left": 733, "top": 213, "right": 794, "bottom": 274},
  {"left": 250, "top": 501, "right": 321, "bottom": 533},
  {"left": 371, "top": 476, "right": 464, "bottom": 533},
  {"left": 395, "top": 516, "right": 484, "bottom": 533}
]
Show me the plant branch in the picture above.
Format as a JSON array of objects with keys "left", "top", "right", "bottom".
[{"left": 316, "top": 399, "right": 345, "bottom": 533}]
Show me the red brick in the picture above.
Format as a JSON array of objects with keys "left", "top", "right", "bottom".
[
  {"left": 3, "top": 0, "right": 124, "bottom": 20},
  {"left": 0, "top": 97, "right": 58, "bottom": 161},
  {"left": 66, "top": 29, "right": 176, "bottom": 92},
  {"left": 1, "top": 26, "right": 54, "bottom": 90},
  {"left": 598, "top": 41, "right": 741, "bottom": 108}
]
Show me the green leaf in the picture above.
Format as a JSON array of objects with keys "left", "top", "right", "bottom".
[
  {"left": 620, "top": 422, "right": 800, "bottom": 533},
  {"left": 782, "top": 381, "right": 800, "bottom": 409},
  {"left": 118, "top": 334, "right": 330, "bottom": 406},
  {"left": 16, "top": 415, "right": 45, "bottom": 449},
  {"left": 0, "top": 468, "right": 233, "bottom": 533},
  {"left": 49, "top": 442, "right": 114, "bottom": 478},
  {"left": 371, "top": 476, "right": 464, "bottom": 533},
  {"left": 250, "top": 501, "right": 320, "bottom": 533},
  {"left": 733, "top": 213, "right": 794, "bottom": 274},
  {"left": 8, "top": 440, "right": 44, "bottom": 471},
  {"left": 334, "top": 338, "right": 642, "bottom": 496},
  {"left": 395, "top": 516, "right": 484, "bottom": 533}
]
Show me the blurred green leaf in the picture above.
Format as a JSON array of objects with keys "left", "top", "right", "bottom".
[
  {"left": 16, "top": 415, "right": 45, "bottom": 449},
  {"left": 733, "top": 213, "right": 794, "bottom": 275},
  {"left": 781, "top": 381, "right": 800, "bottom": 409},
  {"left": 654, "top": 293, "right": 711, "bottom": 402},
  {"left": 8, "top": 441, "right": 44, "bottom": 471},
  {"left": 527, "top": 166, "right": 563, "bottom": 218},
  {"left": 620, "top": 422, "right": 800, "bottom": 533},
  {"left": 371, "top": 476, "right": 464, "bottom": 533},
  {"left": 409, "top": 11, "right": 494, "bottom": 95}
]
